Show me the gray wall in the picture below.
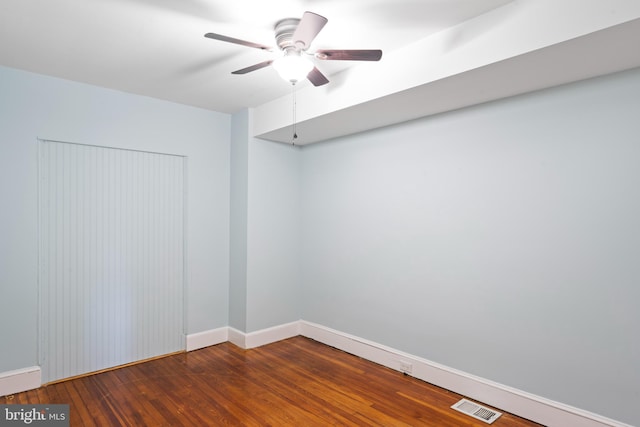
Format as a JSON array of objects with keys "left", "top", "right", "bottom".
[
  {"left": 245, "top": 137, "right": 301, "bottom": 331},
  {"left": 229, "top": 110, "right": 301, "bottom": 333},
  {"left": 229, "top": 110, "right": 249, "bottom": 331},
  {"left": 299, "top": 68, "right": 640, "bottom": 425},
  {"left": 0, "top": 66, "right": 230, "bottom": 373}
]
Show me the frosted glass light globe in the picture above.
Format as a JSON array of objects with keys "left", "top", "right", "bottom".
[{"left": 273, "top": 52, "right": 314, "bottom": 84}]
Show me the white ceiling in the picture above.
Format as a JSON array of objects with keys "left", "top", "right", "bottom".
[
  {"left": 2, "top": 1, "right": 640, "bottom": 146},
  {"left": 0, "top": 0, "right": 511, "bottom": 113}
]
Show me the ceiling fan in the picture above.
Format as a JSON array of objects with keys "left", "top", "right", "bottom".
[{"left": 204, "top": 11, "right": 382, "bottom": 86}]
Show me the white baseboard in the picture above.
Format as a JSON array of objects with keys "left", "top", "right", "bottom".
[
  {"left": 229, "top": 321, "right": 301, "bottom": 350},
  {"left": 186, "top": 327, "right": 229, "bottom": 352},
  {"left": 299, "top": 321, "right": 631, "bottom": 427},
  {"left": 0, "top": 366, "right": 41, "bottom": 397},
  {"left": 228, "top": 327, "right": 246, "bottom": 348}
]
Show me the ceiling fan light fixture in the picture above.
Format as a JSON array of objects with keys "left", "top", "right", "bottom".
[{"left": 273, "top": 51, "right": 314, "bottom": 84}]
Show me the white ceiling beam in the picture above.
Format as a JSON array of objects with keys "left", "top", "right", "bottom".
[{"left": 252, "top": 0, "right": 640, "bottom": 145}]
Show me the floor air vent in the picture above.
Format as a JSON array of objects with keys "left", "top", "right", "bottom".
[{"left": 451, "top": 399, "right": 502, "bottom": 424}]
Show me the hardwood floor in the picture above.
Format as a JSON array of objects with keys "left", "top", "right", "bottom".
[{"left": 4, "top": 337, "right": 542, "bottom": 426}]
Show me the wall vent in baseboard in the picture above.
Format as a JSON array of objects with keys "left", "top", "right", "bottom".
[{"left": 451, "top": 398, "right": 502, "bottom": 424}]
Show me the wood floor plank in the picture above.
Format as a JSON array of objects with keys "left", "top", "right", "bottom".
[{"left": 2, "top": 336, "right": 542, "bottom": 426}]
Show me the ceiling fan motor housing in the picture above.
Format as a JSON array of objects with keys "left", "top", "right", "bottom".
[{"left": 275, "top": 18, "right": 302, "bottom": 51}]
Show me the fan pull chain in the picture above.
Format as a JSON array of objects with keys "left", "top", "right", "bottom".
[{"left": 291, "top": 83, "right": 297, "bottom": 145}]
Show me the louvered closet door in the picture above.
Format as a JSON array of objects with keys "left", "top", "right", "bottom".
[{"left": 39, "top": 140, "right": 185, "bottom": 384}]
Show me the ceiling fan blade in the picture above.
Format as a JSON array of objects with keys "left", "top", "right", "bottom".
[
  {"left": 205, "top": 33, "right": 272, "bottom": 51},
  {"left": 292, "top": 11, "right": 328, "bottom": 50},
  {"left": 315, "top": 49, "right": 383, "bottom": 61},
  {"left": 307, "top": 67, "right": 329, "bottom": 87},
  {"left": 231, "top": 60, "right": 274, "bottom": 75}
]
